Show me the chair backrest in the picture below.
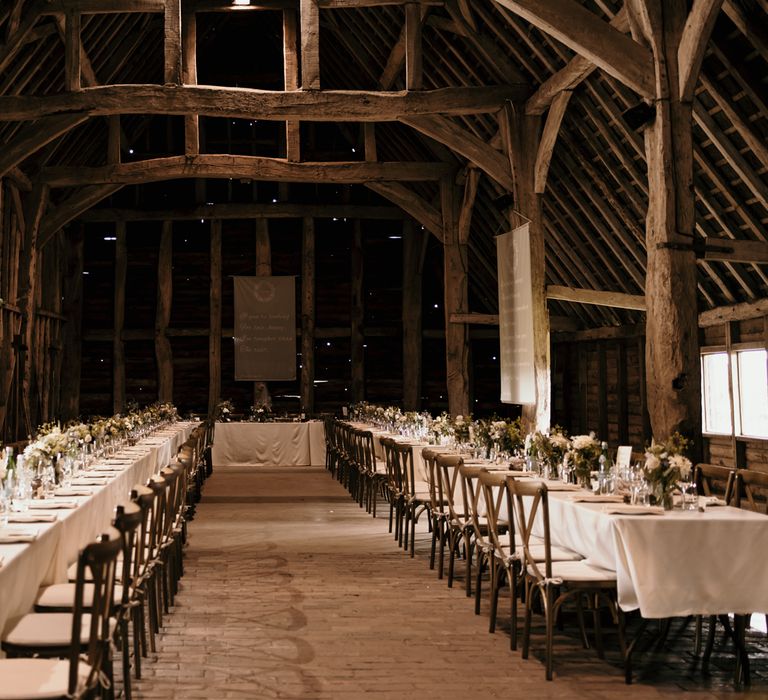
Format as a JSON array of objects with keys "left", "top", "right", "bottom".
[
  {"left": 437, "top": 454, "right": 464, "bottom": 524},
  {"left": 459, "top": 463, "right": 489, "bottom": 549},
  {"left": 112, "top": 502, "right": 143, "bottom": 607},
  {"left": 146, "top": 475, "right": 169, "bottom": 557},
  {"left": 70, "top": 527, "right": 123, "bottom": 696},
  {"left": 422, "top": 449, "right": 444, "bottom": 516},
  {"left": 734, "top": 468, "right": 768, "bottom": 514},
  {"left": 359, "top": 431, "right": 377, "bottom": 475},
  {"left": 393, "top": 442, "right": 417, "bottom": 497},
  {"left": 379, "top": 437, "right": 399, "bottom": 496},
  {"left": 478, "top": 469, "right": 513, "bottom": 558},
  {"left": 506, "top": 477, "right": 552, "bottom": 582},
  {"left": 695, "top": 463, "right": 736, "bottom": 503},
  {"left": 129, "top": 484, "right": 154, "bottom": 583}
]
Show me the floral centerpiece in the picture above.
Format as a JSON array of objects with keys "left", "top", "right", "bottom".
[
  {"left": 471, "top": 418, "right": 494, "bottom": 458},
  {"left": 643, "top": 432, "right": 692, "bottom": 510},
  {"left": 564, "top": 432, "right": 601, "bottom": 487},
  {"left": 528, "top": 427, "right": 570, "bottom": 477},
  {"left": 491, "top": 417, "right": 525, "bottom": 458},
  {"left": 452, "top": 414, "right": 471, "bottom": 445},
  {"left": 429, "top": 412, "right": 455, "bottom": 444},
  {"left": 216, "top": 399, "right": 234, "bottom": 422},
  {"left": 248, "top": 405, "right": 272, "bottom": 423}
]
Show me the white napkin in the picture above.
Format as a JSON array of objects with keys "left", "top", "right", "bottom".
[
  {"left": 70, "top": 478, "right": 109, "bottom": 486},
  {"left": 54, "top": 488, "right": 95, "bottom": 496},
  {"left": 8, "top": 514, "right": 57, "bottom": 523},
  {"left": 603, "top": 504, "right": 665, "bottom": 516},
  {"left": 28, "top": 500, "right": 78, "bottom": 509},
  {"left": 700, "top": 496, "right": 727, "bottom": 508},
  {"left": 0, "top": 532, "right": 37, "bottom": 543},
  {"left": 570, "top": 494, "right": 626, "bottom": 503},
  {"left": 541, "top": 480, "right": 582, "bottom": 491}
]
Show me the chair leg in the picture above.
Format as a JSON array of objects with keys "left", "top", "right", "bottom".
[
  {"left": 544, "top": 586, "right": 555, "bottom": 681},
  {"left": 437, "top": 523, "right": 446, "bottom": 580},
  {"left": 429, "top": 516, "right": 438, "bottom": 570},
  {"left": 522, "top": 581, "right": 534, "bottom": 660},
  {"left": 489, "top": 564, "right": 502, "bottom": 633},
  {"left": 510, "top": 566, "right": 519, "bottom": 651},
  {"left": 474, "top": 552, "right": 486, "bottom": 615},
  {"left": 121, "top": 618, "right": 133, "bottom": 700}
]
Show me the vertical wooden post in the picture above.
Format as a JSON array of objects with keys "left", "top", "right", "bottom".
[
  {"left": 60, "top": 226, "right": 84, "bottom": 421},
  {"left": 405, "top": 3, "right": 423, "bottom": 90},
  {"left": 208, "top": 220, "right": 222, "bottom": 417},
  {"left": 441, "top": 177, "right": 470, "bottom": 417},
  {"left": 113, "top": 221, "right": 126, "bottom": 414},
  {"left": 300, "top": 0, "right": 320, "bottom": 90},
  {"left": 254, "top": 219, "right": 272, "bottom": 407},
  {"left": 301, "top": 216, "right": 315, "bottom": 414},
  {"left": 19, "top": 184, "right": 48, "bottom": 433},
  {"left": 164, "top": 0, "right": 182, "bottom": 85},
  {"left": 182, "top": 10, "right": 199, "bottom": 155},
  {"left": 283, "top": 8, "right": 301, "bottom": 161},
  {"left": 350, "top": 220, "right": 365, "bottom": 404},
  {"left": 155, "top": 221, "right": 173, "bottom": 402},
  {"left": 632, "top": 0, "right": 702, "bottom": 455},
  {"left": 501, "top": 103, "right": 551, "bottom": 432},
  {"left": 402, "top": 219, "right": 424, "bottom": 411},
  {"left": 64, "top": 11, "right": 81, "bottom": 91}
]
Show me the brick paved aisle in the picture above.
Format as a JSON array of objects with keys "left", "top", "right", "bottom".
[{"left": 133, "top": 465, "right": 763, "bottom": 700}]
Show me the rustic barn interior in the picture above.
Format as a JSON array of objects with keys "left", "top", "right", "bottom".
[{"left": 1, "top": 0, "right": 767, "bottom": 696}]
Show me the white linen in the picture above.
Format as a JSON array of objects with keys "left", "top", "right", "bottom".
[
  {"left": 212, "top": 421, "right": 327, "bottom": 467},
  {"left": 0, "top": 421, "right": 196, "bottom": 639}
]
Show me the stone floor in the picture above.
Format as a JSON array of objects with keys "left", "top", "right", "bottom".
[{"left": 132, "top": 465, "right": 768, "bottom": 699}]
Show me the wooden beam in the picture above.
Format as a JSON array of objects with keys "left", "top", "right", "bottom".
[
  {"left": 41, "top": 155, "right": 453, "bottom": 187},
  {"left": 441, "top": 177, "right": 469, "bottom": 417},
  {"left": 365, "top": 182, "right": 443, "bottom": 239},
  {"left": 526, "top": 7, "right": 628, "bottom": 115},
  {"left": 283, "top": 8, "right": 301, "bottom": 161},
  {"left": 350, "top": 220, "right": 365, "bottom": 403},
  {"left": 546, "top": 284, "right": 646, "bottom": 310},
  {"left": 18, "top": 184, "right": 49, "bottom": 435},
  {"left": 113, "top": 221, "right": 126, "bottom": 414},
  {"left": 60, "top": 226, "right": 84, "bottom": 420},
  {"left": 402, "top": 219, "right": 424, "bottom": 410},
  {"left": 457, "top": 167, "right": 479, "bottom": 244},
  {"left": 677, "top": 0, "right": 723, "bottom": 101},
  {"left": 300, "top": 0, "right": 320, "bottom": 89},
  {"left": 0, "top": 5, "right": 41, "bottom": 76},
  {"left": 208, "top": 220, "right": 222, "bottom": 416},
  {"left": 405, "top": 2, "right": 423, "bottom": 90},
  {"left": 0, "top": 84, "right": 526, "bottom": 122},
  {"left": 164, "top": 0, "right": 182, "bottom": 85},
  {"left": 401, "top": 115, "right": 514, "bottom": 191},
  {"left": 38, "top": 185, "right": 123, "bottom": 246},
  {"left": 155, "top": 221, "right": 173, "bottom": 402},
  {"left": 0, "top": 114, "right": 88, "bottom": 178},
  {"left": 698, "top": 298, "right": 768, "bottom": 327},
  {"left": 318, "top": 0, "right": 441, "bottom": 6},
  {"left": 533, "top": 89, "right": 571, "bottom": 193},
  {"left": 449, "top": 312, "right": 498, "bottom": 325},
  {"left": 182, "top": 10, "right": 199, "bottom": 155},
  {"left": 77, "top": 203, "right": 405, "bottom": 221},
  {"left": 701, "top": 238, "right": 768, "bottom": 264},
  {"left": 64, "top": 11, "right": 81, "bottom": 91},
  {"left": 301, "top": 216, "right": 316, "bottom": 413},
  {"left": 494, "top": 0, "right": 654, "bottom": 98}
]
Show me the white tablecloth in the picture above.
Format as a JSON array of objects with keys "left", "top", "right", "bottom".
[
  {"left": 0, "top": 421, "right": 196, "bottom": 638},
  {"left": 212, "top": 421, "right": 326, "bottom": 467},
  {"left": 541, "top": 493, "right": 768, "bottom": 618}
]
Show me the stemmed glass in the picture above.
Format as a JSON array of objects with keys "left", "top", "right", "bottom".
[{"left": 629, "top": 463, "right": 649, "bottom": 505}]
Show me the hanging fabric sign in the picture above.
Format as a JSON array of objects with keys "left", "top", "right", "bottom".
[
  {"left": 496, "top": 223, "right": 535, "bottom": 404},
  {"left": 233, "top": 276, "right": 296, "bottom": 381}
]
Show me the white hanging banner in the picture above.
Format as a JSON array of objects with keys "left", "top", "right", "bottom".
[
  {"left": 233, "top": 276, "right": 297, "bottom": 381},
  {"left": 496, "top": 223, "right": 535, "bottom": 404}
]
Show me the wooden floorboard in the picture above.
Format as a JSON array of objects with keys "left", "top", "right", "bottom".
[{"left": 132, "top": 465, "right": 767, "bottom": 699}]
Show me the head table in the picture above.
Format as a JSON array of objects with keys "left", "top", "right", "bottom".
[
  {"left": 0, "top": 421, "right": 197, "bottom": 639},
  {"left": 212, "top": 420, "right": 326, "bottom": 467},
  {"left": 353, "top": 422, "right": 768, "bottom": 620}
]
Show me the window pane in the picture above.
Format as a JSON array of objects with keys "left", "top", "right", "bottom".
[
  {"left": 737, "top": 350, "right": 768, "bottom": 438},
  {"left": 702, "top": 353, "right": 732, "bottom": 434}
]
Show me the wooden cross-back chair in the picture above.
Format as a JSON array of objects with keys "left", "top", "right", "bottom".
[
  {"left": 392, "top": 441, "right": 431, "bottom": 557},
  {"left": 422, "top": 448, "right": 449, "bottom": 577},
  {"left": 359, "top": 430, "right": 386, "bottom": 517},
  {"left": 459, "top": 463, "right": 494, "bottom": 612},
  {"left": 694, "top": 463, "right": 736, "bottom": 504},
  {"left": 506, "top": 478, "right": 624, "bottom": 681},
  {"left": 436, "top": 454, "right": 473, "bottom": 592},
  {"left": 0, "top": 529, "right": 123, "bottom": 700},
  {"left": 734, "top": 468, "right": 768, "bottom": 514}
]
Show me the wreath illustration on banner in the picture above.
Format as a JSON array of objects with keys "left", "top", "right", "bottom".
[{"left": 253, "top": 280, "right": 276, "bottom": 303}]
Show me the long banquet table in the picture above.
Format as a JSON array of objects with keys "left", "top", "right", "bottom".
[
  {"left": 0, "top": 421, "right": 197, "bottom": 638},
  {"left": 352, "top": 422, "right": 768, "bottom": 620},
  {"left": 212, "top": 420, "right": 326, "bottom": 467}
]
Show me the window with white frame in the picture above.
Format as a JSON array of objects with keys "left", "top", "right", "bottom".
[{"left": 701, "top": 348, "right": 768, "bottom": 439}]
